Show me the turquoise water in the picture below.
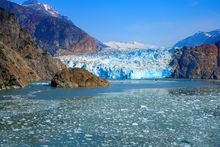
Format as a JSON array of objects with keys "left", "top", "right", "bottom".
[{"left": 0, "top": 80, "right": 220, "bottom": 146}]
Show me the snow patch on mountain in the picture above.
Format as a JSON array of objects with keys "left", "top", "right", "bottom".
[
  {"left": 105, "top": 41, "right": 159, "bottom": 50},
  {"left": 58, "top": 47, "right": 173, "bottom": 80},
  {"left": 22, "top": 0, "right": 60, "bottom": 17},
  {"left": 42, "top": 4, "right": 59, "bottom": 17}
]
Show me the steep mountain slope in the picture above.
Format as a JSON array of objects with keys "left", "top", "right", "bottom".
[
  {"left": 0, "top": 0, "right": 104, "bottom": 56},
  {"left": 0, "top": 8, "right": 65, "bottom": 90},
  {"left": 174, "top": 30, "right": 220, "bottom": 47},
  {"left": 0, "top": 41, "right": 39, "bottom": 89},
  {"left": 171, "top": 42, "right": 220, "bottom": 79}
]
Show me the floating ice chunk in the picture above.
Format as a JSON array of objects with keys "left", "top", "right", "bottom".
[
  {"left": 140, "top": 105, "right": 147, "bottom": 109},
  {"left": 29, "top": 131, "right": 34, "bottom": 135},
  {"left": 132, "top": 123, "right": 139, "bottom": 126},
  {"left": 31, "top": 82, "right": 50, "bottom": 86},
  {"left": 120, "top": 109, "right": 128, "bottom": 111},
  {"left": 85, "top": 134, "right": 93, "bottom": 138},
  {"left": 45, "top": 119, "right": 51, "bottom": 123},
  {"left": 3, "top": 117, "right": 10, "bottom": 119},
  {"left": 142, "top": 118, "right": 150, "bottom": 123},
  {"left": 12, "top": 128, "right": 20, "bottom": 132},
  {"left": 6, "top": 121, "right": 13, "bottom": 125},
  {"left": 156, "top": 110, "right": 165, "bottom": 114}
]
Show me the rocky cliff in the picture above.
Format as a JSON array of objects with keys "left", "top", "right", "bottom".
[
  {"left": 51, "top": 68, "right": 110, "bottom": 88},
  {"left": 171, "top": 42, "right": 220, "bottom": 79},
  {"left": 0, "top": 0, "right": 105, "bottom": 56},
  {"left": 0, "top": 8, "right": 65, "bottom": 90}
]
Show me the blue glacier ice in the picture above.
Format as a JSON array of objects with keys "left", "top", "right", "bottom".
[{"left": 58, "top": 47, "right": 174, "bottom": 79}]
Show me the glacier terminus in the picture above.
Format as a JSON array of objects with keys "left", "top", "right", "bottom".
[{"left": 58, "top": 42, "right": 174, "bottom": 80}]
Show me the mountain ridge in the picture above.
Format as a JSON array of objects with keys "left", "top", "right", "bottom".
[
  {"left": 174, "top": 29, "right": 220, "bottom": 47},
  {"left": 0, "top": 0, "right": 104, "bottom": 56},
  {"left": 22, "top": 0, "right": 60, "bottom": 18}
]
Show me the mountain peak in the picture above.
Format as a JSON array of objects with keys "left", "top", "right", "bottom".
[
  {"left": 0, "top": 0, "right": 103, "bottom": 55},
  {"left": 195, "top": 31, "right": 203, "bottom": 34},
  {"left": 174, "top": 29, "right": 220, "bottom": 47},
  {"left": 22, "top": 0, "right": 60, "bottom": 17}
]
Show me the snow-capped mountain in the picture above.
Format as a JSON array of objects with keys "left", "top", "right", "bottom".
[
  {"left": 22, "top": 0, "right": 60, "bottom": 17},
  {"left": 0, "top": 0, "right": 103, "bottom": 55},
  {"left": 105, "top": 41, "right": 159, "bottom": 50},
  {"left": 174, "top": 29, "right": 220, "bottom": 47},
  {"left": 58, "top": 47, "right": 173, "bottom": 80}
]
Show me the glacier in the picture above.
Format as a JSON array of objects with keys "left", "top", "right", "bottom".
[{"left": 58, "top": 45, "right": 174, "bottom": 80}]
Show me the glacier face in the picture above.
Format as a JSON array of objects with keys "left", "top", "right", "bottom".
[{"left": 58, "top": 47, "right": 174, "bottom": 80}]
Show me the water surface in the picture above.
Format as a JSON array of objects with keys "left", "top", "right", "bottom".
[{"left": 0, "top": 80, "right": 220, "bottom": 146}]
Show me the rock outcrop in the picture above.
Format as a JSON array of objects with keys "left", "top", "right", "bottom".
[
  {"left": 0, "top": 0, "right": 106, "bottom": 56},
  {"left": 51, "top": 68, "right": 110, "bottom": 88},
  {"left": 171, "top": 42, "right": 220, "bottom": 79},
  {"left": 0, "top": 8, "right": 65, "bottom": 90}
]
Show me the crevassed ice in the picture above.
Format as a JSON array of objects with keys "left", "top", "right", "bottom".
[{"left": 58, "top": 48, "right": 173, "bottom": 79}]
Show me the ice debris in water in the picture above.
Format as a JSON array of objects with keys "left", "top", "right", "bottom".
[{"left": 0, "top": 82, "right": 220, "bottom": 146}]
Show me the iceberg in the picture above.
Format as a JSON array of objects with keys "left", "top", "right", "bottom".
[{"left": 58, "top": 47, "right": 173, "bottom": 79}]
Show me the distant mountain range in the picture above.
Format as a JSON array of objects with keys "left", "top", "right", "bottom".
[
  {"left": 0, "top": 0, "right": 105, "bottom": 56},
  {"left": 174, "top": 29, "right": 220, "bottom": 47},
  {"left": 107, "top": 29, "right": 220, "bottom": 50},
  {"left": 104, "top": 41, "right": 158, "bottom": 50}
]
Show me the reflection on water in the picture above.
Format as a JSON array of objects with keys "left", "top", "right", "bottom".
[{"left": 0, "top": 80, "right": 220, "bottom": 146}]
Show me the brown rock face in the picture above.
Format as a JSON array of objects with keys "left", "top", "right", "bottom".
[
  {"left": 171, "top": 42, "right": 220, "bottom": 79},
  {"left": 0, "top": 42, "right": 40, "bottom": 89},
  {"left": 0, "top": 8, "right": 65, "bottom": 90},
  {"left": 51, "top": 68, "right": 110, "bottom": 88}
]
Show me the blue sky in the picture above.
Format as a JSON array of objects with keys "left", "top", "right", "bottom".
[{"left": 12, "top": 0, "right": 220, "bottom": 47}]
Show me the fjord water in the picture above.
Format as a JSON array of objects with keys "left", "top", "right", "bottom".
[{"left": 0, "top": 80, "right": 220, "bottom": 146}]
